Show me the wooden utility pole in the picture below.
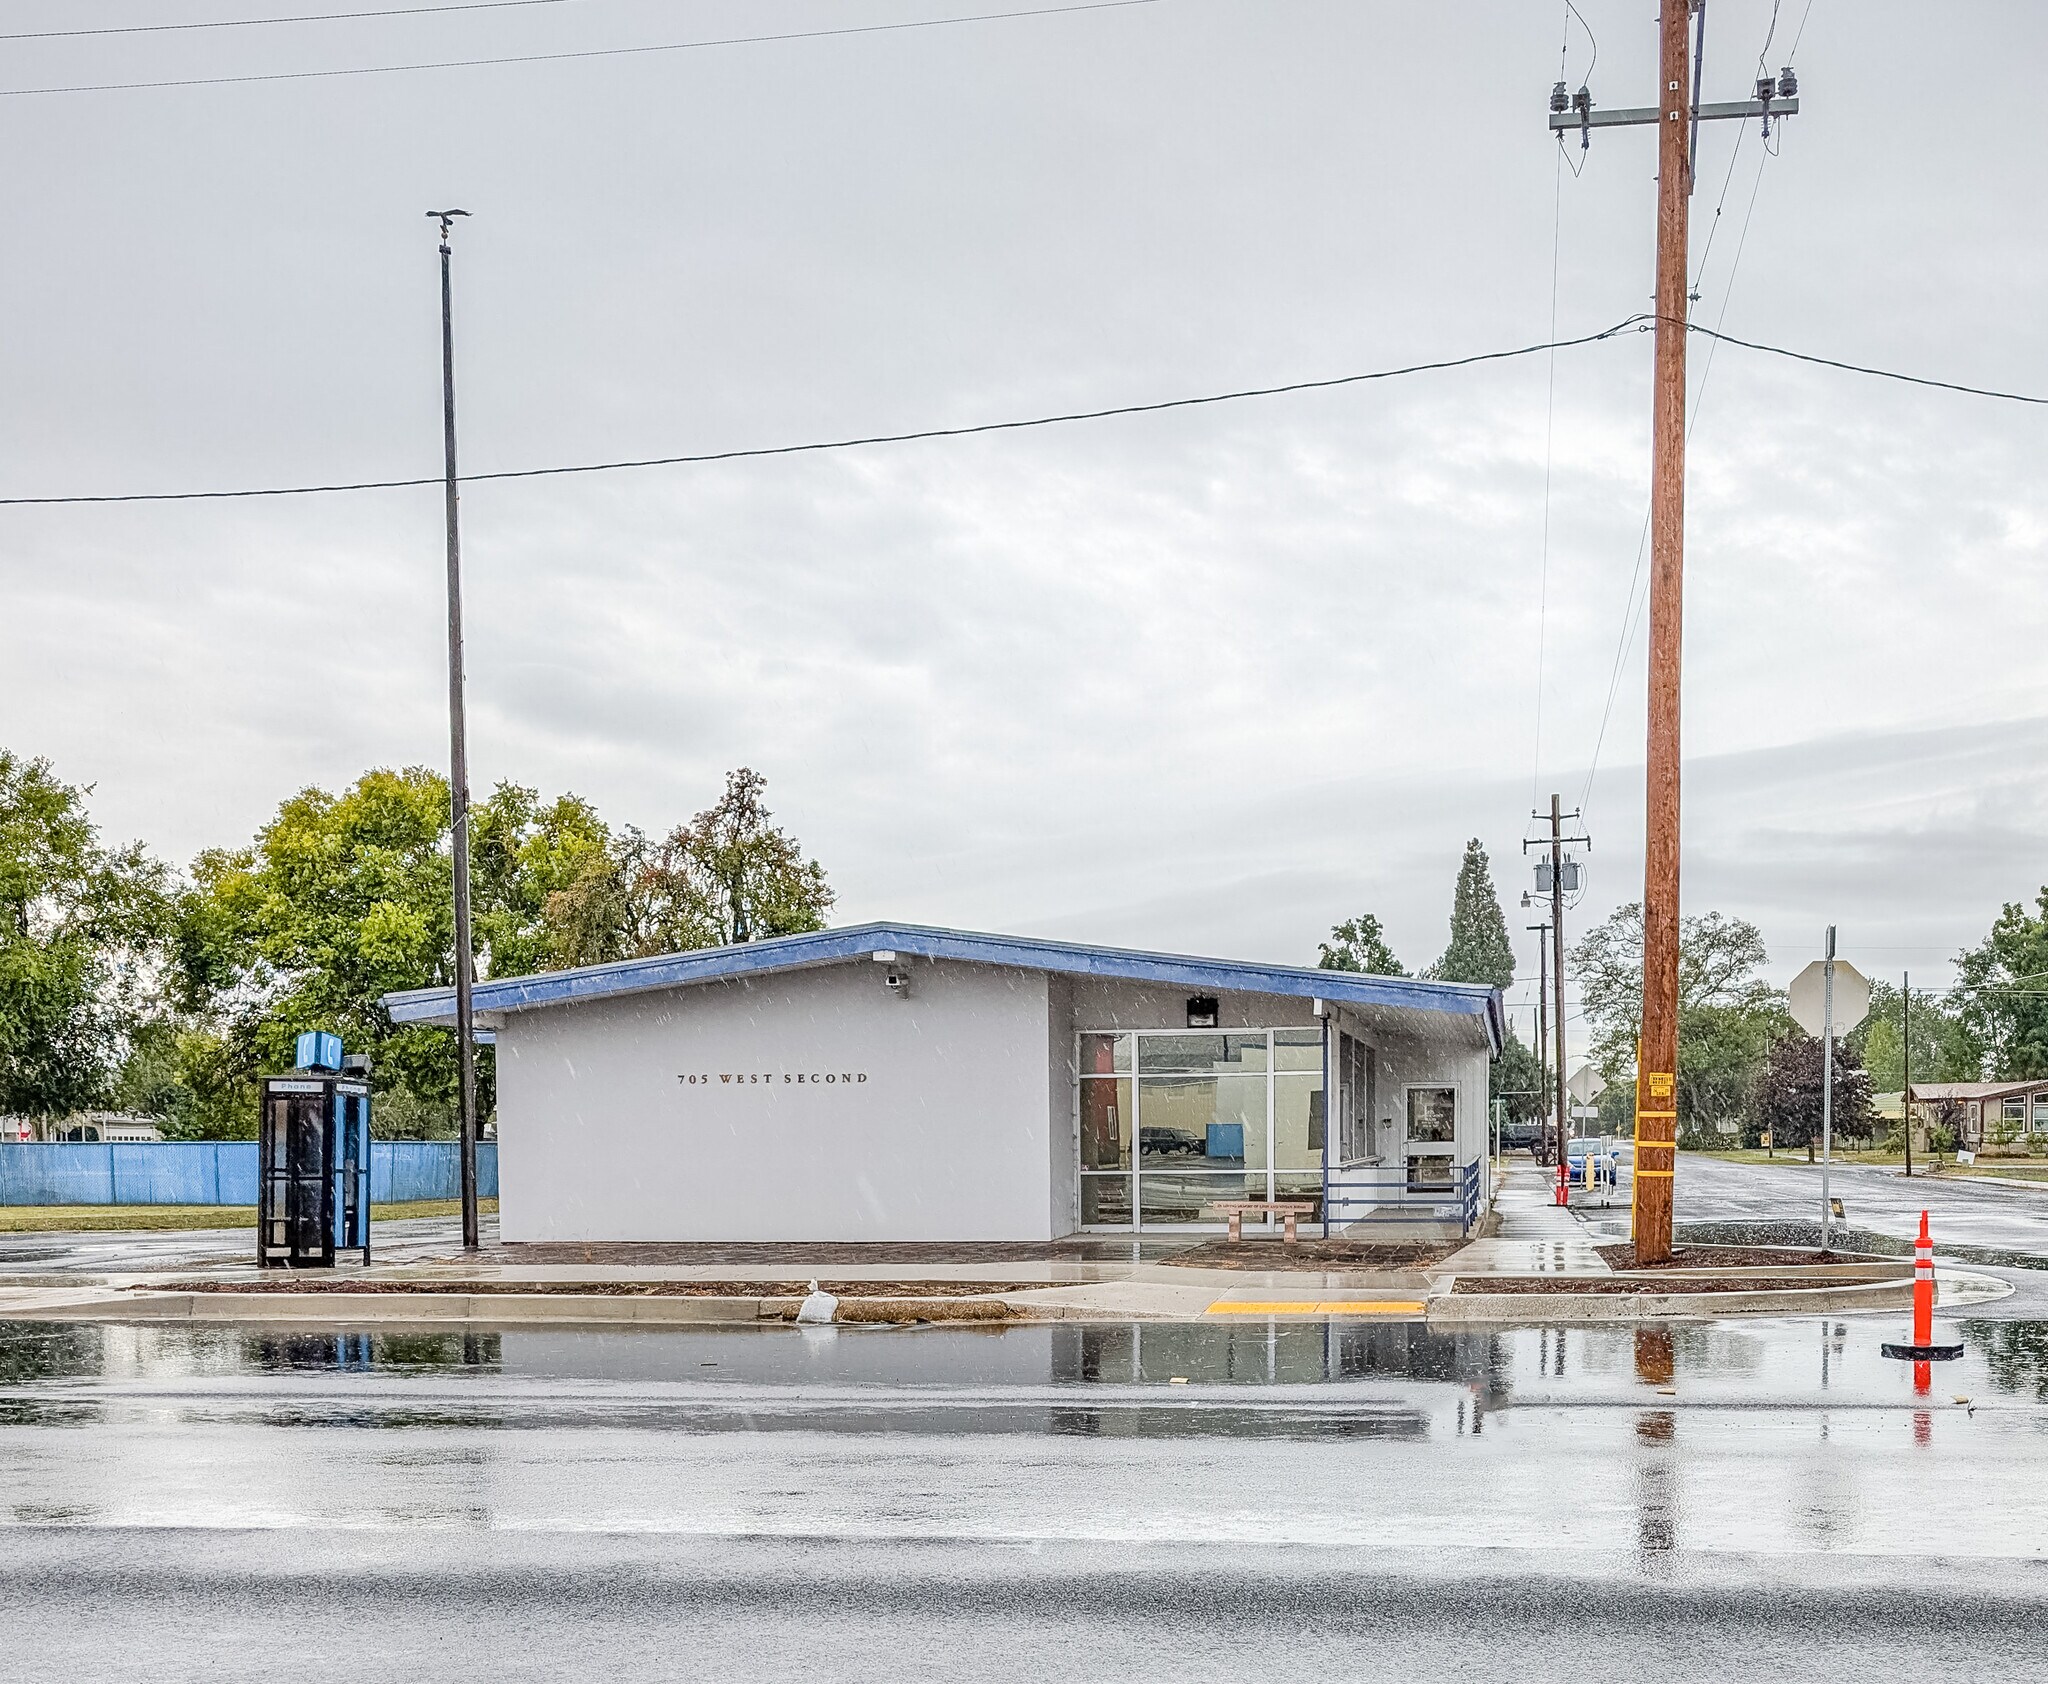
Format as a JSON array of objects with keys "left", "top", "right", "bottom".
[
  {"left": 1629, "top": 3, "right": 1695, "bottom": 1265},
  {"left": 1528, "top": 920, "right": 1551, "bottom": 1148},
  {"left": 1546, "top": 4, "right": 1805, "bottom": 1259},
  {"left": 1549, "top": 795, "right": 1570, "bottom": 1197},
  {"left": 429, "top": 208, "right": 480, "bottom": 1252},
  {"left": 1524, "top": 799, "right": 1587, "bottom": 1199}
]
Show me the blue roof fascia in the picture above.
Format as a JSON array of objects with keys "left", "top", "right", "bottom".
[{"left": 382, "top": 921, "right": 1503, "bottom": 1051}]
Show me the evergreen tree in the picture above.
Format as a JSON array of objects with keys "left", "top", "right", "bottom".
[
  {"left": 1435, "top": 839, "right": 1515, "bottom": 989},
  {"left": 1318, "top": 914, "right": 1404, "bottom": 976}
]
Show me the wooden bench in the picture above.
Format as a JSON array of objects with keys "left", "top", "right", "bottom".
[{"left": 1210, "top": 1199, "right": 1318, "bottom": 1243}]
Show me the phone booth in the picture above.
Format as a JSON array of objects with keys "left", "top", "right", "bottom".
[{"left": 258, "top": 1031, "right": 372, "bottom": 1269}]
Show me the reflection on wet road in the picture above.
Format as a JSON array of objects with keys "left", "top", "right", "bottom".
[{"left": 3, "top": 1316, "right": 2047, "bottom": 1680}]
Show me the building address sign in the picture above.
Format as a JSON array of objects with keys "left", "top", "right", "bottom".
[{"left": 678, "top": 1072, "right": 869, "bottom": 1087}]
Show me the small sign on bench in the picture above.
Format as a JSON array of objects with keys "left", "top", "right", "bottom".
[{"left": 1209, "top": 1199, "right": 1317, "bottom": 1243}]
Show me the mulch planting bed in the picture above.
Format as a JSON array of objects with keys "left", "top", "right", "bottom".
[
  {"left": 1596, "top": 1244, "right": 1847, "bottom": 1270},
  {"left": 141, "top": 1279, "right": 1050, "bottom": 1299},
  {"left": 1164, "top": 1239, "right": 1461, "bottom": 1270},
  {"left": 1453, "top": 1274, "right": 1880, "bottom": 1296}
]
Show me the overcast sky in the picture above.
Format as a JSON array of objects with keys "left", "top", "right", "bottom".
[{"left": 4, "top": 0, "right": 2045, "bottom": 1061}]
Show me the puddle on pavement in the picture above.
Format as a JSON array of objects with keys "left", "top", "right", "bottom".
[{"left": 0, "top": 1317, "right": 2045, "bottom": 1436}]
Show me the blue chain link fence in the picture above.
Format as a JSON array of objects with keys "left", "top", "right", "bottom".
[{"left": 0, "top": 1141, "right": 497, "bottom": 1206}]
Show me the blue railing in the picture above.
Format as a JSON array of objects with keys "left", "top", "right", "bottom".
[
  {"left": 0, "top": 1141, "right": 497, "bottom": 1207},
  {"left": 1324, "top": 1159, "right": 1483, "bottom": 1234}
]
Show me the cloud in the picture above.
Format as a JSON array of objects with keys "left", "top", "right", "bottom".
[{"left": 3, "top": 1, "right": 2046, "bottom": 1073}]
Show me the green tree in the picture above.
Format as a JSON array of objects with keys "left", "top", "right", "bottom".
[
  {"left": 174, "top": 767, "right": 466, "bottom": 1134},
  {"left": 0, "top": 750, "right": 170, "bottom": 1119},
  {"left": 1950, "top": 894, "right": 2048, "bottom": 1080},
  {"left": 1434, "top": 838, "right": 1515, "bottom": 989},
  {"left": 1491, "top": 1027, "right": 1547, "bottom": 1126},
  {"left": 470, "top": 782, "right": 614, "bottom": 977},
  {"left": 1849, "top": 979, "right": 1972, "bottom": 1093},
  {"left": 618, "top": 768, "right": 834, "bottom": 953},
  {"left": 1571, "top": 903, "right": 1791, "bottom": 1144},
  {"left": 1751, "top": 1033, "right": 1876, "bottom": 1161},
  {"left": 1318, "top": 913, "right": 1405, "bottom": 977}
]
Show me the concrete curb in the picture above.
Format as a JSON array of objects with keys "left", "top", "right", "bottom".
[{"left": 1428, "top": 1265, "right": 2011, "bottom": 1325}]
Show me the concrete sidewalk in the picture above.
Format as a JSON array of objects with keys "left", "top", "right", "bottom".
[{"left": 1441, "top": 1161, "right": 1610, "bottom": 1277}]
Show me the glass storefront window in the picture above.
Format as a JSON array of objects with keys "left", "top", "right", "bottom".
[
  {"left": 1079, "top": 1033, "right": 1130, "bottom": 1076},
  {"left": 1080, "top": 1077, "right": 1132, "bottom": 1170},
  {"left": 1080, "top": 1174, "right": 1132, "bottom": 1226},
  {"left": 1273, "top": 1028, "right": 1323, "bottom": 1072},
  {"left": 1137, "top": 1032, "right": 1268, "bottom": 1074},
  {"left": 1407, "top": 1086, "right": 1456, "bottom": 1144},
  {"left": 1073, "top": 1029, "right": 1351, "bottom": 1228},
  {"left": 1139, "top": 1170, "right": 1256, "bottom": 1226},
  {"left": 1337, "top": 1035, "right": 1377, "bottom": 1164},
  {"left": 1139, "top": 1073, "right": 1265, "bottom": 1167},
  {"left": 1273, "top": 1171, "right": 1324, "bottom": 1221},
  {"left": 1274, "top": 1071, "right": 1325, "bottom": 1170}
]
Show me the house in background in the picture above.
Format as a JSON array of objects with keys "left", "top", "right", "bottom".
[
  {"left": 1907, "top": 1081, "right": 2048, "bottom": 1151},
  {"left": 0, "top": 1113, "right": 165, "bottom": 1144}
]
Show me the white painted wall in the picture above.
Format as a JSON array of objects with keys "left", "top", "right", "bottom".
[
  {"left": 1045, "top": 973, "right": 1078, "bottom": 1237},
  {"left": 494, "top": 958, "right": 1056, "bottom": 1242}
]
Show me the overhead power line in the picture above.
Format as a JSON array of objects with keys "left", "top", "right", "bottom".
[
  {"left": 0, "top": 0, "right": 586, "bottom": 41},
  {"left": 0, "top": 0, "right": 1160, "bottom": 97},
  {"left": 1685, "top": 320, "right": 2048, "bottom": 407},
  {"left": 0, "top": 315, "right": 2036, "bottom": 511},
  {"left": 0, "top": 317, "right": 1650, "bottom": 508}
]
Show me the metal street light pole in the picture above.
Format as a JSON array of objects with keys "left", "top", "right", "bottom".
[
  {"left": 1821, "top": 925, "right": 1836, "bottom": 1252},
  {"left": 429, "top": 207, "right": 479, "bottom": 1251}
]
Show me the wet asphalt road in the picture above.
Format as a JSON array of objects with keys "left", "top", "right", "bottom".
[
  {"left": 3, "top": 1315, "right": 2046, "bottom": 1681},
  {"left": 1672, "top": 1152, "right": 2048, "bottom": 1257}
]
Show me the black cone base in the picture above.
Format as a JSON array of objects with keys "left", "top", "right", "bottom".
[{"left": 1881, "top": 1342, "right": 1964, "bottom": 1361}]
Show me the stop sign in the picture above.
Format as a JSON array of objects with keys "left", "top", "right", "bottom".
[{"left": 1789, "top": 959, "right": 1871, "bottom": 1037}]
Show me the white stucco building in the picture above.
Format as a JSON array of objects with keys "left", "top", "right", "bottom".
[{"left": 384, "top": 923, "right": 1503, "bottom": 1244}]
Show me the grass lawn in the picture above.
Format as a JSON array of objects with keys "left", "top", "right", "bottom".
[
  {"left": 0, "top": 1199, "right": 499, "bottom": 1233},
  {"left": 1940, "top": 1162, "right": 2048, "bottom": 1183},
  {"left": 1687, "top": 1148, "right": 2048, "bottom": 1182}
]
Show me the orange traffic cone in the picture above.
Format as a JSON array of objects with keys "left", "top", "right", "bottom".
[{"left": 1882, "top": 1211, "right": 1963, "bottom": 1363}]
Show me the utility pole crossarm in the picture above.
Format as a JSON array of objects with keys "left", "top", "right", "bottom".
[{"left": 1547, "top": 95, "right": 1797, "bottom": 131}]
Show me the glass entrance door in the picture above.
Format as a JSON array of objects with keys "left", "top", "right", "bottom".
[{"left": 1078, "top": 1028, "right": 1325, "bottom": 1230}]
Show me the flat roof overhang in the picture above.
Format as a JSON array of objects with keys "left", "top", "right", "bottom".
[{"left": 382, "top": 921, "right": 1505, "bottom": 1055}]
